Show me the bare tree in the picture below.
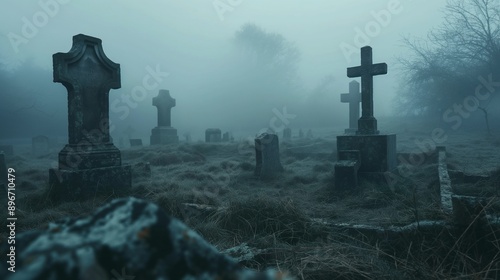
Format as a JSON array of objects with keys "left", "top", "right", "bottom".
[{"left": 397, "top": 0, "right": 500, "bottom": 125}]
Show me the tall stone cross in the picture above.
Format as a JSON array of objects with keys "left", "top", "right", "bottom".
[
  {"left": 53, "top": 34, "right": 120, "bottom": 145},
  {"left": 49, "top": 34, "right": 131, "bottom": 202},
  {"left": 347, "top": 46, "right": 387, "bottom": 135},
  {"left": 340, "top": 80, "right": 361, "bottom": 133},
  {"left": 153, "top": 89, "right": 176, "bottom": 127}
]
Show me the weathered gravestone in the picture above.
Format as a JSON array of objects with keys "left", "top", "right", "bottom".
[
  {"left": 335, "top": 46, "right": 396, "bottom": 189},
  {"left": 205, "top": 128, "right": 222, "bottom": 143},
  {"left": 283, "top": 127, "right": 292, "bottom": 141},
  {"left": 341, "top": 80, "right": 361, "bottom": 134},
  {"left": 129, "top": 139, "right": 143, "bottom": 147},
  {"left": 49, "top": 34, "right": 131, "bottom": 201},
  {"left": 0, "top": 145, "right": 13, "bottom": 156},
  {"left": 150, "top": 89, "right": 179, "bottom": 145},
  {"left": 222, "top": 132, "right": 230, "bottom": 142},
  {"left": 254, "top": 133, "right": 284, "bottom": 178},
  {"left": 32, "top": 135, "right": 50, "bottom": 156}
]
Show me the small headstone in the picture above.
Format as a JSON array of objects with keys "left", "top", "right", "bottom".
[
  {"left": 184, "top": 132, "right": 192, "bottom": 143},
  {"left": 205, "top": 128, "right": 222, "bottom": 143},
  {"left": 306, "top": 129, "right": 313, "bottom": 139},
  {"left": 129, "top": 139, "right": 143, "bottom": 147},
  {"left": 334, "top": 150, "right": 361, "bottom": 190},
  {"left": 254, "top": 133, "right": 284, "bottom": 178},
  {"left": 150, "top": 89, "right": 179, "bottom": 145},
  {"left": 32, "top": 135, "right": 50, "bottom": 156},
  {"left": 49, "top": 34, "right": 132, "bottom": 201},
  {"left": 283, "top": 128, "right": 292, "bottom": 141},
  {"left": 298, "top": 129, "right": 304, "bottom": 139},
  {"left": 222, "top": 132, "right": 230, "bottom": 142},
  {"left": 340, "top": 80, "right": 361, "bottom": 134},
  {"left": 0, "top": 145, "right": 13, "bottom": 156}
]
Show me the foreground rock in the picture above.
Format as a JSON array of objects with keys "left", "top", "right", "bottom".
[{"left": 0, "top": 197, "right": 291, "bottom": 280}]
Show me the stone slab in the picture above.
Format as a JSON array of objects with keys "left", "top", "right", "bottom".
[
  {"left": 335, "top": 159, "right": 360, "bottom": 190},
  {"left": 337, "top": 134, "right": 396, "bottom": 173},
  {"left": 150, "top": 127, "right": 178, "bottom": 145},
  {"left": 49, "top": 165, "right": 131, "bottom": 201}
]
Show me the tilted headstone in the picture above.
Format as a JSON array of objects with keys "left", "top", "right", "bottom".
[
  {"left": 340, "top": 80, "right": 361, "bottom": 134},
  {"left": 205, "top": 128, "right": 221, "bottom": 143},
  {"left": 32, "top": 135, "right": 50, "bottom": 156},
  {"left": 0, "top": 145, "right": 13, "bottom": 156},
  {"left": 283, "top": 128, "right": 292, "bottom": 141},
  {"left": 347, "top": 46, "right": 387, "bottom": 135},
  {"left": 150, "top": 89, "right": 179, "bottom": 145},
  {"left": 254, "top": 133, "right": 284, "bottom": 178},
  {"left": 129, "top": 139, "right": 143, "bottom": 147},
  {"left": 49, "top": 34, "right": 131, "bottom": 201}
]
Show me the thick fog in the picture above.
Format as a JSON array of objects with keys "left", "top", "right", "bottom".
[{"left": 0, "top": 1, "right": 446, "bottom": 140}]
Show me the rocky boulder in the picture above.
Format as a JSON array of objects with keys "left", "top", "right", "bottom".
[{"left": 0, "top": 197, "right": 292, "bottom": 280}]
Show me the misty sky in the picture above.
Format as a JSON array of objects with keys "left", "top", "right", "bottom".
[{"left": 0, "top": 1, "right": 447, "bottom": 140}]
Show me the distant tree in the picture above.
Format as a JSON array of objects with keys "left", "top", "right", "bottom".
[
  {"left": 206, "top": 23, "right": 303, "bottom": 129},
  {"left": 233, "top": 23, "right": 301, "bottom": 91},
  {"left": 0, "top": 60, "right": 66, "bottom": 138},
  {"left": 396, "top": 0, "right": 500, "bottom": 133},
  {"left": 302, "top": 75, "right": 339, "bottom": 127}
]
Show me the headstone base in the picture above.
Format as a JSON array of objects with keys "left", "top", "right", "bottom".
[
  {"left": 337, "top": 134, "right": 396, "bottom": 173},
  {"left": 344, "top": 128, "right": 358, "bottom": 135},
  {"left": 49, "top": 165, "right": 131, "bottom": 201},
  {"left": 58, "top": 144, "right": 122, "bottom": 170},
  {"left": 150, "top": 127, "right": 179, "bottom": 145}
]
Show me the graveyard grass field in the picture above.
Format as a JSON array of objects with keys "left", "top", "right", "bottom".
[{"left": 1, "top": 117, "right": 500, "bottom": 279}]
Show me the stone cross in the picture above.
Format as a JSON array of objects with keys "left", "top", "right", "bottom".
[
  {"left": 153, "top": 90, "right": 176, "bottom": 127},
  {"left": 53, "top": 34, "right": 120, "bottom": 145},
  {"left": 347, "top": 46, "right": 387, "bottom": 135},
  {"left": 340, "top": 81, "right": 361, "bottom": 133}
]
